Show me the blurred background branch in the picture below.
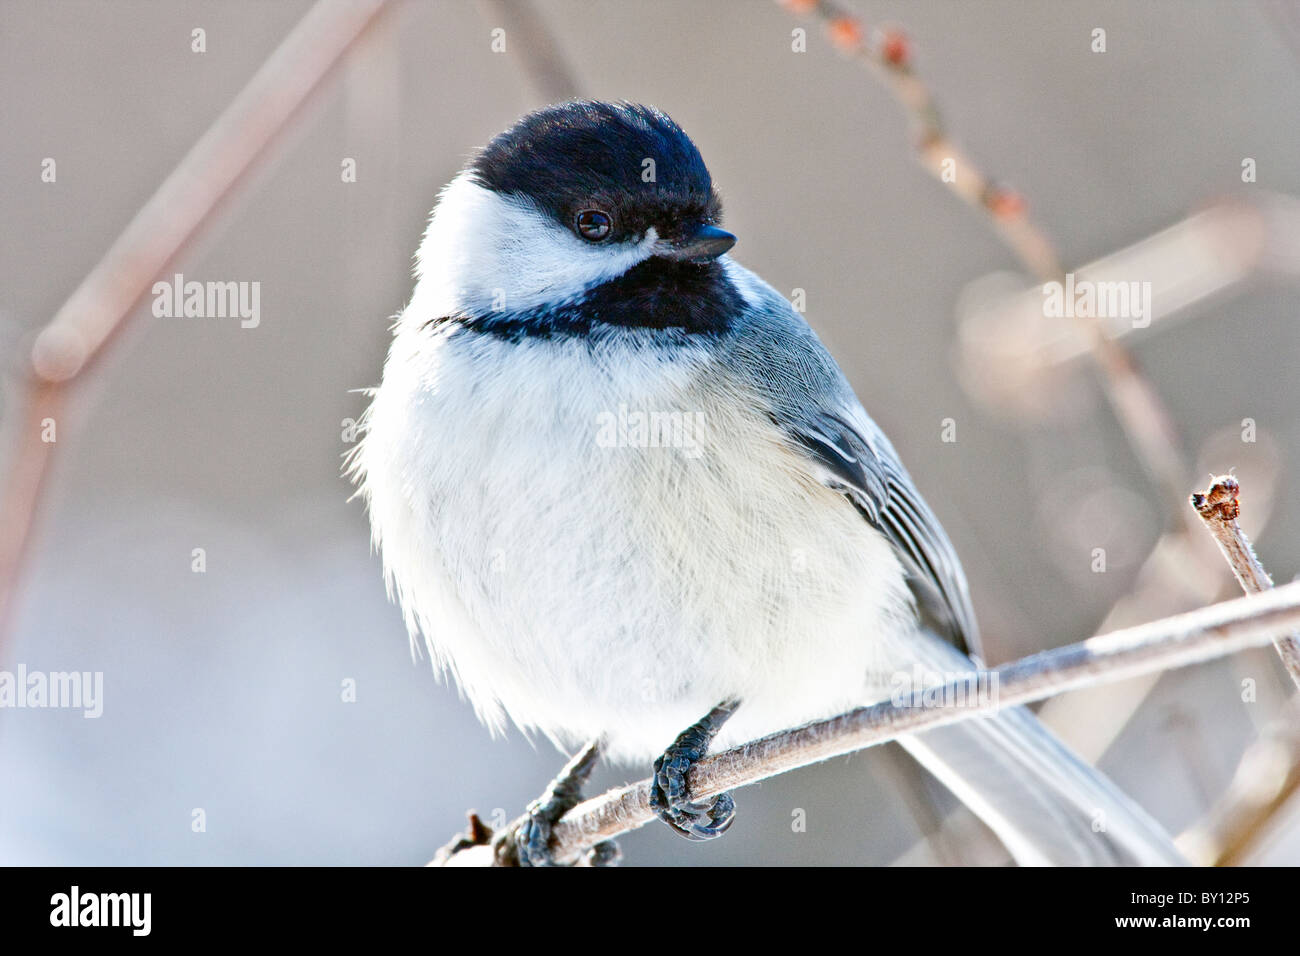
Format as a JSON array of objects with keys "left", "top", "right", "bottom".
[
  {"left": 476, "top": 0, "right": 578, "bottom": 101},
  {"left": 779, "top": 0, "right": 1192, "bottom": 524},
  {"left": 956, "top": 194, "right": 1300, "bottom": 419},
  {"left": 1179, "top": 694, "right": 1300, "bottom": 865},
  {"left": 0, "top": 0, "right": 392, "bottom": 642}
]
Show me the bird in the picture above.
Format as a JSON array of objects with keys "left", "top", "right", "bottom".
[{"left": 350, "top": 100, "right": 1184, "bottom": 866}]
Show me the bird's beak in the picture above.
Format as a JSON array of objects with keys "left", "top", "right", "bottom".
[{"left": 656, "top": 224, "right": 737, "bottom": 263}]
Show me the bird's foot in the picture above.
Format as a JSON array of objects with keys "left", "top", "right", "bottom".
[
  {"left": 496, "top": 740, "right": 620, "bottom": 867},
  {"left": 649, "top": 699, "right": 740, "bottom": 841}
]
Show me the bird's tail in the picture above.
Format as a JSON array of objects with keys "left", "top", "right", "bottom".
[{"left": 895, "top": 634, "right": 1186, "bottom": 865}]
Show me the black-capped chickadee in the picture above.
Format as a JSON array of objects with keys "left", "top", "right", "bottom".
[{"left": 351, "top": 101, "right": 1182, "bottom": 866}]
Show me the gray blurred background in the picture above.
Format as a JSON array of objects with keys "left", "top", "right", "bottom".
[{"left": 3, "top": 0, "right": 1300, "bottom": 865}]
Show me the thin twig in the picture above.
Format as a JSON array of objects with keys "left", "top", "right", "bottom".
[
  {"left": 0, "top": 0, "right": 391, "bottom": 640},
  {"left": 1191, "top": 474, "right": 1300, "bottom": 689},
  {"left": 780, "top": 0, "right": 1191, "bottom": 525},
  {"left": 1181, "top": 474, "right": 1300, "bottom": 864},
  {"left": 432, "top": 579, "right": 1300, "bottom": 864},
  {"left": 782, "top": 0, "right": 1057, "bottom": 277}
]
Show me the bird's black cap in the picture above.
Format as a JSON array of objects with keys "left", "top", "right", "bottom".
[{"left": 469, "top": 101, "right": 724, "bottom": 245}]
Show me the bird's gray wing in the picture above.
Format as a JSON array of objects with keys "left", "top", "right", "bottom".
[
  {"left": 787, "top": 408, "right": 980, "bottom": 659},
  {"left": 723, "top": 268, "right": 979, "bottom": 659}
]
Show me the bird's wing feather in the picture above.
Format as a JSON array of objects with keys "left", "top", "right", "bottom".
[
  {"left": 788, "top": 410, "right": 980, "bottom": 659},
  {"left": 722, "top": 264, "right": 979, "bottom": 658}
]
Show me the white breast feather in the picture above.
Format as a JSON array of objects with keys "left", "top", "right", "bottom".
[{"left": 355, "top": 330, "right": 917, "bottom": 762}]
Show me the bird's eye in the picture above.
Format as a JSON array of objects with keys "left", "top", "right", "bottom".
[{"left": 575, "top": 209, "right": 612, "bottom": 242}]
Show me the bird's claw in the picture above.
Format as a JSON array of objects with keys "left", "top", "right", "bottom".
[
  {"left": 498, "top": 740, "right": 620, "bottom": 867},
  {"left": 649, "top": 699, "right": 740, "bottom": 841}
]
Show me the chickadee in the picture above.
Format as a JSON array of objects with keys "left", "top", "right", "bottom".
[{"left": 352, "top": 101, "right": 1182, "bottom": 866}]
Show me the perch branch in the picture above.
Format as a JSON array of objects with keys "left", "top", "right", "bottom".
[
  {"left": 433, "top": 579, "right": 1300, "bottom": 865},
  {"left": 1191, "top": 474, "right": 1300, "bottom": 689}
]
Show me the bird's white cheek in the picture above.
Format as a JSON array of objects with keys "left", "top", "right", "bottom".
[{"left": 409, "top": 175, "right": 654, "bottom": 319}]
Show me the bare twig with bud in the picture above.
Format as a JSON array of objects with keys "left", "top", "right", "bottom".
[{"left": 1191, "top": 474, "right": 1300, "bottom": 688}]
